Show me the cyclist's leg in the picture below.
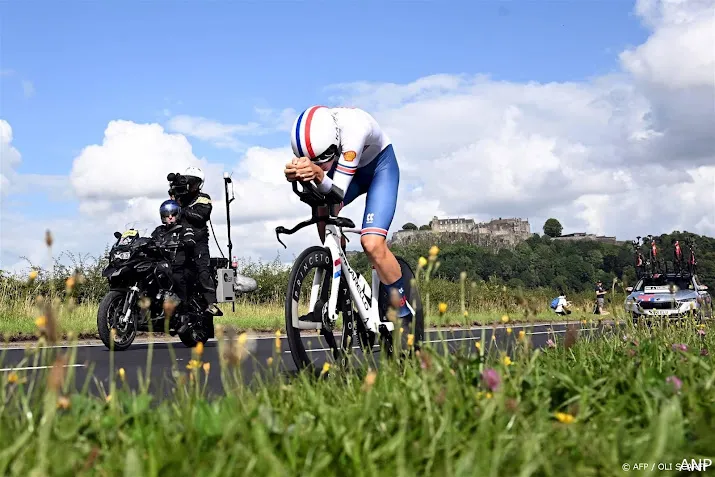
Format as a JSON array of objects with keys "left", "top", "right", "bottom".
[{"left": 358, "top": 145, "right": 411, "bottom": 318}]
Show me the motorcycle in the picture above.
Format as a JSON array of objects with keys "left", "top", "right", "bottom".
[{"left": 96, "top": 228, "right": 229, "bottom": 350}]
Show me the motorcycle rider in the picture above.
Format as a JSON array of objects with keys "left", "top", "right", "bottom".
[
  {"left": 150, "top": 199, "right": 196, "bottom": 332},
  {"left": 168, "top": 166, "right": 222, "bottom": 319}
]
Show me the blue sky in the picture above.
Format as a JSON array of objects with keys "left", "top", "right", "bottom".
[{"left": 1, "top": 0, "right": 653, "bottom": 269}]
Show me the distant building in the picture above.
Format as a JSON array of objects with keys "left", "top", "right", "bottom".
[
  {"left": 390, "top": 216, "right": 532, "bottom": 248},
  {"left": 553, "top": 232, "right": 626, "bottom": 245}
]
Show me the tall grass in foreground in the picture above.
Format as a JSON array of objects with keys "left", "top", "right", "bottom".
[{"left": 0, "top": 232, "right": 713, "bottom": 476}]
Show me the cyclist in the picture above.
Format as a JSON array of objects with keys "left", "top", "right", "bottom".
[{"left": 284, "top": 105, "right": 414, "bottom": 327}]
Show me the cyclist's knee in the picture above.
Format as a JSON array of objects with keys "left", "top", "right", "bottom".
[{"left": 361, "top": 234, "right": 387, "bottom": 259}]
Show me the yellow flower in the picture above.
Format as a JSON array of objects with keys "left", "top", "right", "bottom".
[
  {"left": 502, "top": 356, "right": 512, "bottom": 366},
  {"left": 518, "top": 330, "right": 525, "bottom": 340},
  {"left": 28, "top": 270, "right": 38, "bottom": 281},
  {"left": 195, "top": 341, "right": 204, "bottom": 356},
  {"left": 407, "top": 334, "right": 414, "bottom": 347},
  {"left": 429, "top": 245, "right": 439, "bottom": 257},
  {"left": 7, "top": 372, "right": 18, "bottom": 384},
  {"left": 118, "top": 368, "right": 126, "bottom": 381},
  {"left": 501, "top": 315, "right": 509, "bottom": 323},
  {"left": 105, "top": 394, "right": 112, "bottom": 403},
  {"left": 266, "top": 357, "right": 274, "bottom": 366},
  {"left": 438, "top": 302, "right": 447, "bottom": 314},
  {"left": 202, "top": 362, "right": 211, "bottom": 373},
  {"left": 581, "top": 319, "right": 587, "bottom": 325},
  {"left": 57, "top": 395, "right": 71, "bottom": 410},
  {"left": 506, "top": 327, "right": 512, "bottom": 334},
  {"left": 475, "top": 341, "right": 481, "bottom": 350},
  {"left": 554, "top": 412, "right": 575, "bottom": 424},
  {"left": 321, "top": 362, "right": 331, "bottom": 375},
  {"left": 463, "top": 310, "right": 469, "bottom": 317},
  {"left": 186, "top": 359, "right": 201, "bottom": 370},
  {"left": 362, "top": 369, "right": 377, "bottom": 391},
  {"left": 237, "top": 333, "right": 248, "bottom": 346},
  {"left": 485, "top": 392, "right": 493, "bottom": 399},
  {"left": 65, "top": 275, "right": 76, "bottom": 291},
  {"left": 35, "top": 316, "right": 47, "bottom": 328},
  {"left": 418, "top": 257, "right": 428, "bottom": 268}
]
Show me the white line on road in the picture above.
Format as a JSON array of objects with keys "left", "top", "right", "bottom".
[
  {"left": 283, "top": 327, "right": 601, "bottom": 354},
  {"left": 0, "top": 364, "right": 85, "bottom": 372},
  {"left": 0, "top": 320, "right": 606, "bottom": 351}
]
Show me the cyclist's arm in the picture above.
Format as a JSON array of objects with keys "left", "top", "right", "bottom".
[{"left": 315, "top": 123, "right": 368, "bottom": 201}]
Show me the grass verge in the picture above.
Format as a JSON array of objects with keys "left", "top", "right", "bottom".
[{"left": 0, "top": 317, "right": 712, "bottom": 475}]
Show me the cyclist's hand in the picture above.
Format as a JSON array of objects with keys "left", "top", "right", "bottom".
[
  {"left": 284, "top": 157, "right": 302, "bottom": 182},
  {"left": 295, "top": 160, "right": 322, "bottom": 181}
]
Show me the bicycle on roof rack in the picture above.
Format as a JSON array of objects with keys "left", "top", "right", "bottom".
[
  {"left": 275, "top": 181, "right": 424, "bottom": 372},
  {"left": 631, "top": 235, "right": 699, "bottom": 279}
]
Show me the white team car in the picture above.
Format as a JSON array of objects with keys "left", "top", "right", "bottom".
[{"left": 624, "top": 273, "right": 713, "bottom": 322}]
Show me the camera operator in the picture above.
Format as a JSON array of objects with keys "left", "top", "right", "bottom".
[{"left": 167, "top": 166, "right": 221, "bottom": 321}]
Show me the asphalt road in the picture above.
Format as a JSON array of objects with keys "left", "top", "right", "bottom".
[{"left": 0, "top": 321, "right": 604, "bottom": 399}]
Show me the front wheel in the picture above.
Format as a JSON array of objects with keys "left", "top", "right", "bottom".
[
  {"left": 284, "top": 246, "right": 336, "bottom": 373},
  {"left": 97, "top": 290, "right": 137, "bottom": 351}
]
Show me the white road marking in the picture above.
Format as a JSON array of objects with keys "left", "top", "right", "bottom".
[
  {"left": 0, "top": 320, "right": 609, "bottom": 351},
  {"left": 0, "top": 364, "right": 85, "bottom": 372},
  {"left": 283, "top": 326, "right": 601, "bottom": 354}
]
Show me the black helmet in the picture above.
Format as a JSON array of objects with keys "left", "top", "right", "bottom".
[{"left": 160, "top": 199, "right": 181, "bottom": 224}]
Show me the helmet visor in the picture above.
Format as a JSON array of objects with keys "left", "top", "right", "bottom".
[{"left": 312, "top": 144, "right": 339, "bottom": 164}]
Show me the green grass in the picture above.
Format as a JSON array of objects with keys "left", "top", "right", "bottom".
[{"left": 0, "top": 316, "right": 712, "bottom": 476}]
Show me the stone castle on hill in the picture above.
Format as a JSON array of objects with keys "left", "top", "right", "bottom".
[
  {"left": 388, "top": 215, "right": 626, "bottom": 249},
  {"left": 389, "top": 216, "right": 532, "bottom": 249}
]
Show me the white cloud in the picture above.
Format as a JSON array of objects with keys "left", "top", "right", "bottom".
[
  {"left": 4, "top": 0, "right": 715, "bottom": 273},
  {"left": 0, "top": 119, "right": 22, "bottom": 195}
]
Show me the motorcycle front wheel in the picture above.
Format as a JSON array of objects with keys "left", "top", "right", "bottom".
[{"left": 97, "top": 290, "right": 137, "bottom": 351}]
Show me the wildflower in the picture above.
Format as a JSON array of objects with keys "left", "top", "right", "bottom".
[
  {"left": 35, "top": 316, "right": 47, "bottom": 328},
  {"left": 481, "top": 368, "right": 501, "bottom": 391},
  {"left": 485, "top": 392, "right": 493, "bottom": 399},
  {"left": 671, "top": 343, "right": 688, "bottom": 352},
  {"left": 28, "top": 270, "right": 38, "bottom": 281},
  {"left": 186, "top": 359, "right": 201, "bottom": 370},
  {"left": 666, "top": 375, "right": 682, "bottom": 392},
  {"left": 362, "top": 369, "right": 377, "bottom": 391},
  {"left": 506, "top": 327, "right": 512, "bottom": 335},
  {"left": 546, "top": 339, "right": 556, "bottom": 348},
  {"left": 429, "top": 245, "right": 439, "bottom": 257},
  {"left": 438, "top": 303, "right": 447, "bottom": 314},
  {"left": 195, "top": 342, "right": 204, "bottom": 356},
  {"left": 266, "top": 357, "right": 274, "bottom": 366},
  {"left": 501, "top": 315, "right": 509, "bottom": 324},
  {"left": 518, "top": 330, "right": 525, "bottom": 340},
  {"left": 700, "top": 348, "right": 709, "bottom": 357},
  {"left": 581, "top": 319, "right": 587, "bottom": 325},
  {"left": 463, "top": 310, "right": 469, "bottom": 318},
  {"left": 321, "top": 362, "right": 331, "bottom": 376},
  {"left": 407, "top": 334, "right": 414, "bottom": 347},
  {"left": 502, "top": 355, "right": 512, "bottom": 366},
  {"left": 274, "top": 329, "right": 282, "bottom": 351},
  {"left": 460, "top": 271, "right": 467, "bottom": 280},
  {"left": 105, "top": 394, "right": 112, "bottom": 403},
  {"left": 57, "top": 396, "right": 71, "bottom": 410},
  {"left": 554, "top": 412, "right": 575, "bottom": 424},
  {"left": 418, "top": 257, "right": 428, "bottom": 268},
  {"left": 65, "top": 275, "right": 76, "bottom": 292},
  {"left": 203, "top": 362, "right": 210, "bottom": 374},
  {"left": 118, "top": 368, "right": 126, "bottom": 381},
  {"left": 7, "top": 372, "right": 18, "bottom": 384},
  {"left": 475, "top": 341, "right": 481, "bottom": 350},
  {"left": 697, "top": 328, "right": 706, "bottom": 337}
]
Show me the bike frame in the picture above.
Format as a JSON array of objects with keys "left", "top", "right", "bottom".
[{"left": 294, "top": 224, "right": 400, "bottom": 334}]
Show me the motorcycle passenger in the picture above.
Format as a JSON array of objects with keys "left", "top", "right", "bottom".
[
  {"left": 150, "top": 200, "right": 196, "bottom": 332},
  {"left": 169, "top": 166, "right": 222, "bottom": 318}
]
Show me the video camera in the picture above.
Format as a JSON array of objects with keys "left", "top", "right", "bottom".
[{"left": 167, "top": 172, "right": 191, "bottom": 197}]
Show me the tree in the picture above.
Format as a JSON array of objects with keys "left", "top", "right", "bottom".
[
  {"left": 419, "top": 224, "right": 431, "bottom": 230},
  {"left": 543, "top": 218, "right": 563, "bottom": 238},
  {"left": 402, "top": 222, "right": 418, "bottom": 231}
]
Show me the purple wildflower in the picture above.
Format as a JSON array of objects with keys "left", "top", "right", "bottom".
[
  {"left": 666, "top": 375, "right": 682, "bottom": 392},
  {"left": 481, "top": 368, "right": 501, "bottom": 392},
  {"left": 671, "top": 343, "right": 688, "bottom": 352},
  {"left": 697, "top": 328, "right": 706, "bottom": 337},
  {"left": 546, "top": 339, "right": 556, "bottom": 348},
  {"left": 701, "top": 348, "right": 709, "bottom": 357}
]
